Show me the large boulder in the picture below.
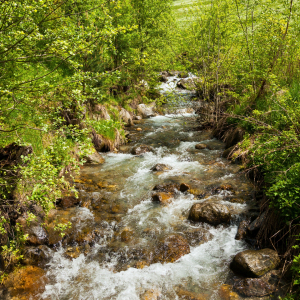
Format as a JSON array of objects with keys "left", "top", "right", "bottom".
[
  {"left": 153, "top": 234, "right": 190, "bottom": 263},
  {"left": 137, "top": 104, "right": 156, "bottom": 118},
  {"left": 119, "top": 108, "right": 134, "bottom": 127},
  {"left": 230, "top": 249, "right": 280, "bottom": 278},
  {"left": 188, "top": 201, "right": 231, "bottom": 225},
  {"left": 131, "top": 144, "right": 154, "bottom": 155}
]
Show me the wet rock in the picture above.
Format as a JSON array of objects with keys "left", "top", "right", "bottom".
[
  {"left": 233, "top": 270, "right": 281, "bottom": 297},
  {"left": 219, "top": 284, "right": 239, "bottom": 300},
  {"left": 180, "top": 183, "right": 190, "bottom": 192},
  {"left": 135, "top": 260, "right": 150, "bottom": 269},
  {"left": 153, "top": 234, "right": 190, "bottom": 263},
  {"left": 120, "top": 108, "right": 134, "bottom": 127},
  {"left": 26, "top": 225, "right": 48, "bottom": 245},
  {"left": 64, "top": 246, "right": 81, "bottom": 259},
  {"left": 120, "top": 228, "right": 134, "bottom": 242},
  {"left": 4, "top": 266, "right": 48, "bottom": 299},
  {"left": 235, "top": 219, "right": 251, "bottom": 240},
  {"left": 234, "top": 277, "right": 274, "bottom": 297},
  {"left": 141, "top": 289, "right": 161, "bottom": 300},
  {"left": 189, "top": 201, "right": 231, "bottom": 225},
  {"left": 195, "top": 143, "right": 208, "bottom": 150},
  {"left": 153, "top": 183, "right": 180, "bottom": 193},
  {"left": 58, "top": 195, "right": 80, "bottom": 209},
  {"left": 84, "top": 151, "right": 105, "bottom": 164},
  {"left": 131, "top": 144, "right": 154, "bottom": 155},
  {"left": 184, "top": 228, "right": 213, "bottom": 247},
  {"left": 189, "top": 189, "right": 206, "bottom": 198},
  {"left": 159, "top": 75, "right": 168, "bottom": 83},
  {"left": 175, "top": 287, "right": 207, "bottom": 300},
  {"left": 137, "top": 128, "right": 143, "bottom": 131},
  {"left": 230, "top": 249, "right": 280, "bottom": 277},
  {"left": 214, "top": 184, "right": 234, "bottom": 193},
  {"left": 137, "top": 104, "right": 156, "bottom": 118},
  {"left": 247, "top": 212, "right": 266, "bottom": 236},
  {"left": 152, "top": 192, "right": 173, "bottom": 205},
  {"left": 23, "top": 245, "right": 52, "bottom": 267},
  {"left": 150, "top": 164, "right": 172, "bottom": 172},
  {"left": 133, "top": 115, "right": 142, "bottom": 121}
]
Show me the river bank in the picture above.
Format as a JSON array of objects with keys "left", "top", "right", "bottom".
[{"left": 0, "top": 73, "right": 288, "bottom": 300}]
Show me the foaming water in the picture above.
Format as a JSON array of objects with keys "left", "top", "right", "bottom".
[
  {"left": 40, "top": 109, "right": 255, "bottom": 300},
  {"left": 42, "top": 224, "right": 247, "bottom": 300}
]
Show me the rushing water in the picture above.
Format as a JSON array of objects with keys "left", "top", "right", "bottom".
[{"left": 39, "top": 77, "right": 257, "bottom": 300}]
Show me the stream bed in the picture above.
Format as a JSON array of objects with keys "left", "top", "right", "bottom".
[
  {"left": 40, "top": 115, "right": 258, "bottom": 298},
  {"left": 33, "top": 76, "right": 259, "bottom": 300}
]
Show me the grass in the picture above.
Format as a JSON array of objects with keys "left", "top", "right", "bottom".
[{"left": 172, "top": 0, "right": 209, "bottom": 25}]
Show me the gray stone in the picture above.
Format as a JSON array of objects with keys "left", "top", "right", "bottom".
[
  {"left": 84, "top": 151, "right": 105, "bottom": 164},
  {"left": 23, "top": 245, "right": 52, "bottom": 267},
  {"left": 120, "top": 108, "right": 133, "bottom": 127},
  {"left": 137, "top": 104, "right": 156, "bottom": 118},
  {"left": 131, "top": 144, "right": 154, "bottom": 155},
  {"left": 188, "top": 201, "right": 231, "bottom": 225},
  {"left": 230, "top": 249, "right": 280, "bottom": 277},
  {"left": 234, "top": 270, "right": 281, "bottom": 297},
  {"left": 27, "top": 225, "right": 48, "bottom": 245}
]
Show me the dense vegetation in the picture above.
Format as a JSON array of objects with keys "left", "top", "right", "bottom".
[
  {"left": 177, "top": 0, "right": 300, "bottom": 297},
  {"left": 1, "top": 0, "right": 300, "bottom": 297},
  {"left": 0, "top": 0, "right": 173, "bottom": 277}
]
